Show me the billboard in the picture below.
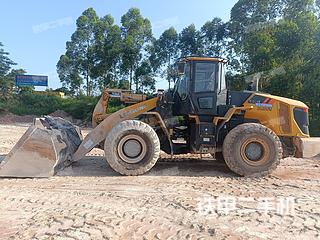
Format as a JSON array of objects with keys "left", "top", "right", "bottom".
[{"left": 15, "top": 75, "right": 48, "bottom": 87}]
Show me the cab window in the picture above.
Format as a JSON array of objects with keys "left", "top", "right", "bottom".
[
  {"left": 218, "top": 62, "right": 226, "bottom": 92},
  {"left": 194, "top": 62, "right": 216, "bottom": 92},
  {"left": 177, "top": 62, "right": 190, "bottom": 100}
]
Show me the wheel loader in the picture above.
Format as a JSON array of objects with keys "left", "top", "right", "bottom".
[{"left": 1, "top": 56, "right": 319, "bottom": 177}]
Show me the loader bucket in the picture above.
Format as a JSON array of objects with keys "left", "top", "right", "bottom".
[
  {"left": 0, "top": 116, "right": 82, "bottom": 177},
  {"left": 294, "top": 137, "right": 320, "bottom": 159}
]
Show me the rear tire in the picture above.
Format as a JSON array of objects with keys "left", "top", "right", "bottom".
[
  {"left": 222, "top": 123, "right": 282, "bottom": 177},
  {"left": 104, "top": 120, "right": 160, "bottom": 176}
]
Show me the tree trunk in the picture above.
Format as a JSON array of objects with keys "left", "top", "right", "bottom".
[
  {"left": 129, "top": 65, "right": 133, "bottom": 91},
  {"left": 86, "top": 74, "right": 89, "bottom": 96},
  {"left": 168, "top": 57, "right": 171, "bottom": 90},
  {"left": 86, "top": 41, "right": 91, "bottom": 96},
  {"left": 135, "top": 78, "right": 139, "bottom": 93}
]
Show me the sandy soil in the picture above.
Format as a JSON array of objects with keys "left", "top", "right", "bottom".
[{"left": 0, "top": 124, "right": 319, "bottom": 240}]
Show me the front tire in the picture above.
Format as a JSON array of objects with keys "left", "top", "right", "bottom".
[
  {"left": 104, "top": 120, "right": 160, "bottom": 176},
  {"left": 222, "top": 123, "right": 282, "bottom": 177}
]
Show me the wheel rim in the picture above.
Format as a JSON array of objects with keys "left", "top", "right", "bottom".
[
  {"left": 240, "top": 138, "right": 270, "bottom": 166},
  {"left": 117, "top": 135, "right": 147, "bottom": 164}
]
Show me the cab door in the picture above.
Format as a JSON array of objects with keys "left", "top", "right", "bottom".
[{"left": 190, "top": 61, "right": 219, "bottom": 115}]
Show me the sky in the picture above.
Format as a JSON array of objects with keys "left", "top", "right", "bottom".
[{"left": 0, "top": 0, "right": 238, "bottom": 91}]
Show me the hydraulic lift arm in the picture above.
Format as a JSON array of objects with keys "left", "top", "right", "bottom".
[{"left": 92, "top": 89, "right": 147, "bottom": 128}]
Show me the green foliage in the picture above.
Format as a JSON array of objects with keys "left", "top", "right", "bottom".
[
  {"left": 310, "top": 119, "right": 320, "bottom": 136},
  {"left": 0, "top": 43, "right": 19, "bottom": 100},
  {"left": 134, "top": 60, "right": 155, "bottom": 93},
  {"left": 57, "top": 54, "right": 82, "bottom": 96},
  {"left": 0, "top": 92, "right": 123, "bottom": 123},
  {"left": 60, "top": 95, "right": 99, "bottom": 122},
  {"left": 93, "top": 15, "right": 122, "bottom": 92},
  {"left": 57, "top": 8, "right": 100, "bottom": 96},
  {"left": 120, "top": 8, "right": 153, "bottom": 90},
  {"left": 178, "top": 24, "right": 203, "bottom": 56},
  {"left": 151, "top": 27, "right": 179, "bottom": 89},
  {"left": 0, "top": 101, "right": 6, "bottom": 113},
  {"left": 7, "top": 93, "right": 62, "bottom": 116},
  {"left": 201, "top": 18, "right": 227, "bottom": 56},
  {"left": 227, "top": 73, "right": 246, "bottom": 91},
  {"left": 0, "top": 42, "right": 16, "bottom": 76},
  {"left": 57, "top": 8, "right": 155, "bottom": 95}
]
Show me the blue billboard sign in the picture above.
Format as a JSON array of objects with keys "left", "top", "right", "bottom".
[{"left": 15, "top": 75, "right": 48, "bottom": 87}]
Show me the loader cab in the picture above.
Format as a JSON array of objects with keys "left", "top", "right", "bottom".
[{"left": 173, "top": 56, "right": 228, "bottom": 116}]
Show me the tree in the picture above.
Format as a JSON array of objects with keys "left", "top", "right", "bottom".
[
  {"left": 120, "top": 8, "right": 153, "bottom": 90},
  {"left": 154, "top": 27, "right": 179, "bottom": 89},
  {"left": 57, "top": 7, "right": 156, "bottom": 95},
  {"left": 93, "top": 14, "right": 122, "bottom": 91},
  {"left": 134, "top": 60, "right": 156, "bottom": 93},
  {"left": 57, "top": 8, "right": 100, "bottom": 96},
  {"left": 201, "top": 18, "right": 228, "bottom": 56},
  {"left": 283, "top": 0, "right": 315, "bottom": 18},
  {"left": 74, "top": 8, "right": 100, "bottom": 96},
  {"left": 228, "top": 0, "right": 284, "bottom": 72},
  {"left": 57, "top": 54, "right": 82, "bottom": 95},
  {"left": 0, "top": 42, "right": 17, "bottom": 99},
  {"left": 0, "top": 42, "right": 15, "bottom": 76},
  {"left": 178, "top": 24, "right": 203, "bottom": 56}
]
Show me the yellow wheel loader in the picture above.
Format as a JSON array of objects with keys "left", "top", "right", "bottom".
[{"left": 1, "top": 56, "right": 319, "bottom": 177}]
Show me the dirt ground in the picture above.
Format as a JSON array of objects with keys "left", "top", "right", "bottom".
[{"left": 0, "top": 124, "right": 319, "bottom": 240}]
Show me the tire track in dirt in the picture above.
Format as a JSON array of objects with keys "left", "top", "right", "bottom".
[
  {"left": 0, "top": 173, "right": 319, "bottom": 240},
  {"left": 0, "top": 189, "right": 213, "bottom": 239},
  {"left": 0, "top": 125, "right": 320, "bottom": 239}
]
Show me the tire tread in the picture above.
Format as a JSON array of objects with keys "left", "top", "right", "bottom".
[
  {"left": 104, "top": 120, "right": 160, "bottom": 176},
  {"left": 222, "top": 123, "right": 282, "bottom": 177}
]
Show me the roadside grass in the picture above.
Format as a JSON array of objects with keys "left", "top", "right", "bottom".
[{"left": 0, "top": 92, "right": 123, "bottom": 123}]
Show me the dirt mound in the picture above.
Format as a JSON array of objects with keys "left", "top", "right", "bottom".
[
  {"left": 0, "top": 111, "right": 36, "bottom": 124},
  {"left": 0, "top": 110, "right": 83, "bottom": 126},
  {"left": 48, "top": 110, "right": 71, "bottom": 118},
  {"left": 48, "top": 110, "right": 78, "bottom": 124}
]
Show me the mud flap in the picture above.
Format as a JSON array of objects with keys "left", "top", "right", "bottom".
[
  {"left": 0, "top": 116, "right": 82, "bottom": 177},
  {"left": 294, "top": 137, "right": 320, "bottom": 159}
]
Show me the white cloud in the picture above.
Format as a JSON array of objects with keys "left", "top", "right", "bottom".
[
  {"left": 152, "top": 16, "right": 179, "bottom": 30},
  {"left": 32, "top": 17, "right": 73, "bottom": 34}
]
